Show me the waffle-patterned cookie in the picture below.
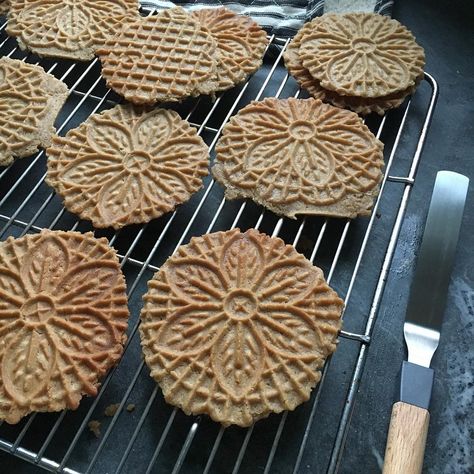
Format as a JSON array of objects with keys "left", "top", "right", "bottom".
[
  {"left": 0, "top": 230, "right": 129, "bottom": 424},
  {"left": 299, "top": 13, "right": 425, "bottom": 98},
  {"left": 191, "top": 7, "right": 268, "bottom": 92},
  {"left": 213, "top": 98, "right": 384, "bottom": 219},
  {"left": 47, "top": 104, "right": 209, "bottom": 229},
  {"left": 140, "top": 228, "right": 343, "bottom": 427},
  {"left": 284, "top": 20, "right": 419, "bottom": 115},
  {"left": 0, "top": 58, "right": 68, "bottom": 167},
  {"left": 96, "top": 7, "right": 218, "bottom": 104},
  {"left": 6, "top": 0, "right": 139, "bottom": 61}
]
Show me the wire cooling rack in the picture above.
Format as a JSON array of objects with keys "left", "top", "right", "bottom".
[{"left": 0, "top": 6, "right": 438, "bottom": 474}]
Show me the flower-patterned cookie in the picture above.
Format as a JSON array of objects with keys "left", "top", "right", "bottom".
[
  {"left": 0, "top": 57, "right": 68, "bottom": 167},
  {"left": 299, "top": 13, "right": 425, "bottom": 98},
  {"left": 0, "top": 230, "right": 129, "bottom": 424},
  {"left": 213, "top": 98, "right": 384, "bottom": 219},
  {"left": 191, "top": 7, "right": 268, "bottom": 92},
  {"left": 47, "top": 104, "right": 209, "bottom": 229},
  {"left": 284, "top": 19, "right": 420, "bottom": 115},
  {"left": 7, "top": 0, "right": 139, "bottom": 61},
  {"left": 140, "top": 229, "right": 343, "bottom": 427}
]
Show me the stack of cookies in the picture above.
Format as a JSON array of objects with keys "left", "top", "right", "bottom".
[{"left": 284, "top": 13, "right": 425, "bottom": 115}]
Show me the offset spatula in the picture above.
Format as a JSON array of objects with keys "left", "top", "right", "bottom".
[{"left": 383, "top": 170, "right": 469, "bottom": 474}]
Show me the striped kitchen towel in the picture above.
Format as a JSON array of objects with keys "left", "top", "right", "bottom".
[{"left": 140, "top": 0, "right": 394, "bottom": 36}]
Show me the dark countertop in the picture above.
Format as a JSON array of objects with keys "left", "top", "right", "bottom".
[{"left": 1, "top": 0, "right": 473, "bottom": 473}]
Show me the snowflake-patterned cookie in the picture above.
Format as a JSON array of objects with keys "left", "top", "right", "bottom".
[
  {"left": 191, "top": 7, "right": 268, "bottom": 92},
  {"left": 140, "top": 229, "right": 343, "bottom": 427},
  {"left": 284, "top": 20, "right": 420, "bottom": 115},
  {"left": 7, "top": 0, "right": 139, "bottom": 61},
  {"left": 299, "top": 13, "right": 425, "bottom": 98},
  {"left": 0, "top": 230, "right": 129, "bottom": 424},
  {"left": 96, "top": 7, "right": 218, "bottom": 104},
  {"left": 213, "top": 98, "right": 384, "bottom": 219},
  {"left": 0, "top": 57, "right": 68, "bottom": 167},
  {"left": 47, "top": 104, "right": 209, "bottom": 229}
]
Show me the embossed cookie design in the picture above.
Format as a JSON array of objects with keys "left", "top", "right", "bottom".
[
  {"left": 191, "top": 7, "right": 268, "bottom": 92},
  {"left": 7, "top": 0, "right": 139, "bottom": 61},
  {"left": 0, "top": 0, "right": 9, "bottom": 15},
  {"left": 0, "top": 57, "right": 68, "bottom": 167},
  {"left": 284, "top": 20, "right": 419, "bottom": 115},
  {"left": 298, "top": 13, "right": 425, "bottom": 98},
  {"left": 213, "top": 98, "right": 384, "bottom": 219},
  {"left": 0, "top": 230, "right": 129, "bottom": 424},
  {"left": 96, "top": 7, "right": 218, "bottom": 104},
  {"left": 140, "top": 229, "right": 344, "bottom": 427},
  {"left": 47, "top": 104, "right": 209, "bottom": 229}
]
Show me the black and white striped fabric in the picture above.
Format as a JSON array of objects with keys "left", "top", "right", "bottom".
[{"left": 140, "top": 0, "right": 395, "bottom": 37}]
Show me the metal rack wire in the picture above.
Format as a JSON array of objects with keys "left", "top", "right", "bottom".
[{"left": 0, "top": 7, "right": 438, "bottom": 474}]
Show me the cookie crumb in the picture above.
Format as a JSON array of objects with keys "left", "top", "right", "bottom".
[
  {"left": 104, "top": 403, "right": 120, "bottom": 417},
  {"left": 88, "top": 420, "right": 101, "bottom": 438},
  {"left": 126, "top": 404, "right": 136, "bottom": 412}
]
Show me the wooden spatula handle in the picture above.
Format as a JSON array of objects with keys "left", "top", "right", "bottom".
[{"left": 383, "top": 401, "right": 430, "bottom": 474}]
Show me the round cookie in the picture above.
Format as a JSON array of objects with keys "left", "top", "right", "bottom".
[
  {"left": 283, "top": 20, "right": 419, "bottom": 115},
  {"left": 299, "top": 13, "right": 425, "bottom": 98},
  {"left": 47, "top": 104, "right": 209, "bottom": 229},
  {"left": 6, "top": 0, "right": 139, "bottom": 61},
  {"left": 213, "top": 98, "right": 384, "bottom": 219},
  {"left": 96, "top": 7, "right": 218, "bottom": 104},
  {"left": 0, "top": 230, "right": 129, "bottom": 424},
  {"left": 191, "top": 7, "right": 268, "bottom": 92},
  {"left": 140, "top": 228, "right": 343, "bottom": 427},
  {"left": 0, "top": 57, "right": 68, "bottom": 167}
]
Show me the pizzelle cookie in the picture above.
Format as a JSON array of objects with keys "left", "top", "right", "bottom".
[
  {"left": 284, "top": 20, "right": 419, "bottom": 115},
  {"left": 298, "top": 13, "right": 425, "bottom": 98},
  {"left": 191, "top": 7, "right": 268, "bottom": 92},
  {"left": 0, "top": 230, "right": 129, "bottom": 424},
  {"left": 0, "top": 57, "right": 68, "bottom": 167},
  {"left": 140, "top": 228, "right": 343, "bottom": 427},
  {"left": 96, "top": 7, "right": 218, "bottom": 104},
  {"left": 213, "top": 98, "right": 384, "bottom": 219},
  {"left": 47, "top": 104, "right": 209, "bottom": 229},
  {"left": 6, "top": 0, "right": 139, "bottom": 61}
]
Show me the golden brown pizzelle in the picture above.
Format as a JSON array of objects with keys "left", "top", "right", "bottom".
[
  {"left": 213, "top": 97, "right": 384, "bottom": 219},
  {"left": 0, "top": 57, "right": 68, "bottom": 167},
  {"left": 0, "top": 230, "right": 129, "bottom": 424},
  {"left": 140, "top": 228, "right": 344, "bottom": 427},
  {"left": 298, "top": 13, "right": 425, "bottom": 98},
  {"left": 191, "top": 7, "right": 268, "bottom": 92},
  {"left": 283, "top": 19, "right": 420, "bottom": 115},
  {"left": 6, "top": 0, "right": 139, "bottom": 61},
  {"left": 46, "top": 104, "right": 209, "bottom": 229},
  {"left": 96, "top": 7, "right": 218, "bottom": 104}
]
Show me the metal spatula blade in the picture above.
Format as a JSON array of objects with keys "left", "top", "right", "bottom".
[{"left": 383, "top": 170, "right": 469, "bottom": 474}]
